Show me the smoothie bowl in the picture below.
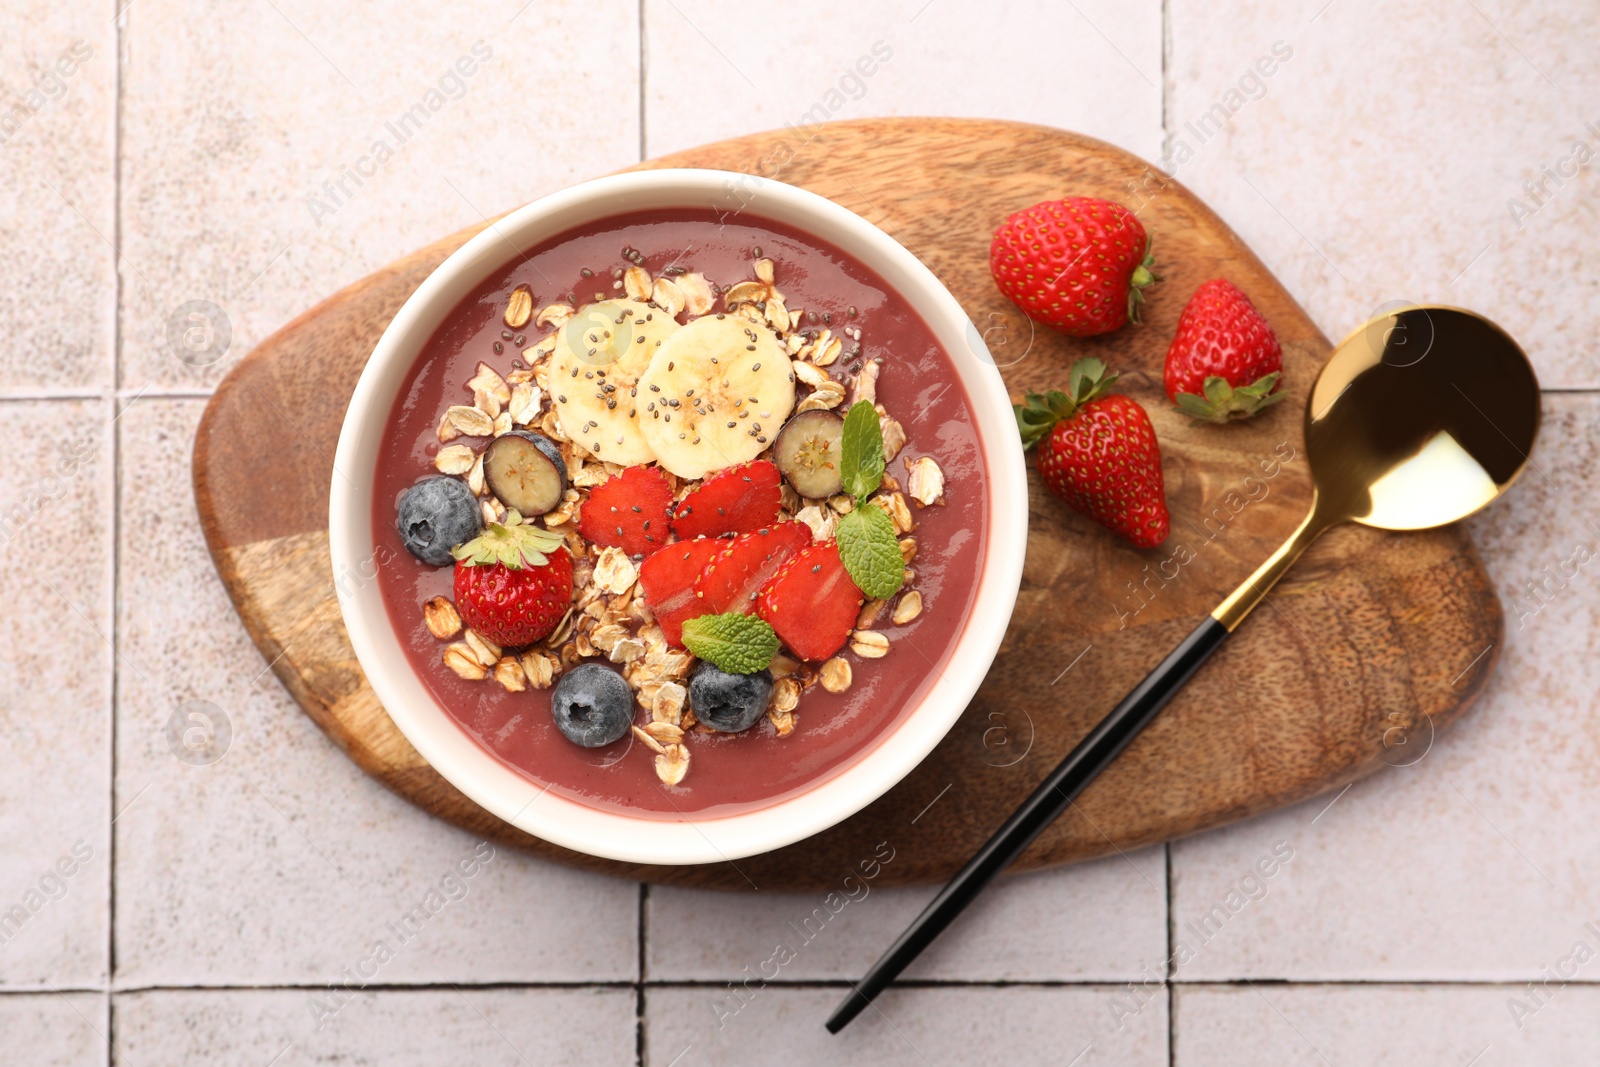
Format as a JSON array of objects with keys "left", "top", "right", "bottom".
[{"left": 330, "top": 170, "right": 1026, "bottom": 865}]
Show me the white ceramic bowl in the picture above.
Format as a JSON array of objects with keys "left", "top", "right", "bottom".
[{"left": 330, "top": 169, "right": 1027, "bottom": 865}]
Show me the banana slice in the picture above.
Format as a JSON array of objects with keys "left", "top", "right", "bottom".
[
  {"left": 637, "top": 314, "right": 796, "bottom": 480},
  {"left": 549, "top": 299, "right": 679, "bottom": 464}
]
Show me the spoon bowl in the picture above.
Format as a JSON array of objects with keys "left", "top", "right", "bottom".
[{"left": 1307, "top": 306, "right": 1540, "bottom": 531}]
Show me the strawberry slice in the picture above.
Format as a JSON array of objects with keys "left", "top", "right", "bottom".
[
  {"left": 755, "top": 540, "right": 864, "bottom": 662},
  {"left": 638, "top": 537, "right": 726, "bottom": 647},
  {"left": 579, "top": 464, "right": 673, "bottom": 556},
  {"left": 670, "top": 460, "right": 782, "bottom": 540},
  {"left": 695, "top": 522, "right": 813, "bottom": 617}
]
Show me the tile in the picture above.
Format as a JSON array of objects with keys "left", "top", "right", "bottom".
[
  {"left": 647, "top": 848, "right": 1167, "bottom": 982},
  {"left": 646, "top": 984, "right": 1167, "bottom": 1067},
  {"left": 119, "top": 0, "right": 640, "bottom": 389},
  {"left": 1175, "top": 983, "right": 1600, "bottom": 1066},
  {"left": 0, "top": 399, "right": 111, "bottom": 988},
  {"left": 1168, "top": 0, "right": 1600, "bottom": 387},
  {"left": 113, "top": 399, "right": 638, "bottom": 985},
  {"left": 0, "top": 3, "right": 116, "bottom": 393},
  {"left": 114, "top": 987, "right": 635, "bottom": 1067},
  {"left": 0, "top": 993, "right": 108, "bottom": 1067},
  {"left": 644, "top": 0, "right": 1163, "bottom": 161},
  {"left": 1170, "top": 394, "right": 1600, "bottom": 981}
]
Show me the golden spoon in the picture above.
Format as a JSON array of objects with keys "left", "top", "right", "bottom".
[{"left": 829, "top": 305, "right": 1541, "bottom": 1032}]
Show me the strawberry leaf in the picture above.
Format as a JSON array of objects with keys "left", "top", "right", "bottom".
[
  {"left": 1173, "top": 392, "right": 1217, "bottom": 420},
  {"left": 840, "top": 400, "right": 885, "bottom": 500},
  {"left": 1233, "top": 372, "right": 1282, "bottom": 399},
  {"left": 1015, "top": 401, "right": 1055, "bottom": 450},
  {"left": 682, "top": 612, "right": 780, "bottom": 675},
  {"left": 836, "top": 504, "right": 904, "bottom": 600},
  {"left": 451, "top": 520, "right": 565, "bottom": 569},
  {"left": 1174, "top": 372, "right": 1286, "bottom": 423},
  {"left": 1013, "top": 361, "right": 1120, "bottom": 448},
  {"left": 1126, "top": 233, "right": 1160, "bottom": 325},
  {"left": 1066, "top": 358, "right": 1101, "bottom": 403}
]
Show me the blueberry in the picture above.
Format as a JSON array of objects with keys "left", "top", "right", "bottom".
[
  {"left": 688, "top": 664, "right": 773, "bottom": 733},
  {"left": 550, "top": 664, "right": 632, "bottom": 748},
  {"left": 397, "top": 476, "right": 482, "bottom": 565}
]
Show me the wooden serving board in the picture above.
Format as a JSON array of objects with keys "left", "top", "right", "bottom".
[{"left": 194, "top": 119, "right": 1502, "bottom": 890}]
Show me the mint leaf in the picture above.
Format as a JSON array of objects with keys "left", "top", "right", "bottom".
[
  {"left": 836, "top": 504, "right": 904, "bottom": 600},
  {"left": 681, "top": 612, "right": 780, "bottom": 675},
  {"left": 840, "top": 400, "right": 884, "bottom": 501}
]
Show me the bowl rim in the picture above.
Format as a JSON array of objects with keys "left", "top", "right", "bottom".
[{"left": 329, "top": 168, "right": 1027, "bottom": 865}]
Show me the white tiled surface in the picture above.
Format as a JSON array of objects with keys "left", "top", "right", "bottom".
[
  {"left": 0, "top": 1, "right": 1595, "bottom": 1063},
  {"left": 0, "top": 4, "right": 117, "bottom": 395},
  {"left": 1167, "top": 0, "right": 1600, "bottom": 387},
  {"left": 647, "top": 849, "right": 1168, "bottom": 982},
  {"left": 0, "top": 401, "right": 113, "bottom": 989},
  {"left": 643, "top": 0, "right": 1163, "bottom": 161},
  {"left": 1175, "top": 984, "right": 1600, "bottom": 1065},
  {"left": 119, "top": 0, "right": 640, "bottom": 389},
  {"left": 114, "top": 988, "right": 638, "bottom": 1066},
  {"left": 0, "top": 993, "right": 108, "bottom": 1067},
  {"left": 646, "top": 986, "right": 1168, "bottom": 1066}
]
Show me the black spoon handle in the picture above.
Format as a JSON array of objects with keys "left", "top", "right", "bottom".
[{"left": 826, "top": 615, "right": 1230, "bottom": 1033}]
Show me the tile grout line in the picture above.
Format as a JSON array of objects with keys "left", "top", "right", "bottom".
[
  {"left": 17, "top": 977, "right": 1600, "bottom": 996},
  {"left": 0, "top": 389, "right": 214, "bottom": 402},
  {"left": 1165, "top": 841, "right": 1176, "bottom": 1067},
  {"left": 1159, "top": 0, "right": 1174, "bottom": 169},
  {"left": 1168, "top": 981, "right": 1178, "bottom": 1064},
  {"left": 636, "top": 882, "right": 649, "bottom": 1067},
  {"left": 12, "top": 979, "right": 1179, "bottom": 1006},
  {"left": 0, "top": 979, "right": 1239, "bottom": 994},
  {"left": 637, "top": 0, "right": 648, "bottom": 162},
  {"left": 107, "top": 0, "right": 127, "bottom": 1053}
]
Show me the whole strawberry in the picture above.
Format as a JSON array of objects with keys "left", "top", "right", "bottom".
[
  {"left": 451, "top": 512, "right": 573, "bottom": 646},
  {"left": 990, "top": 197, "right": 1158, "bottom": 336},
  {"left": 1016, "top": 359, "right": 1170, "bottom": 548},
  {"left": 1163, "top": 279, "right": 1284, "bottom": 422}
]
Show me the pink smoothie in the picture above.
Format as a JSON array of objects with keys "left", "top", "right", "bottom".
[{"left": 371, "top": 207, "right": 988, "bottom": 819}]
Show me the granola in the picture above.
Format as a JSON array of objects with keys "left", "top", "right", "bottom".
[{"left": 408, "top": 253, "right": 951, "bottom": 787}]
